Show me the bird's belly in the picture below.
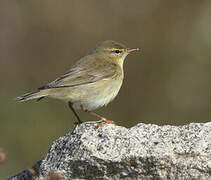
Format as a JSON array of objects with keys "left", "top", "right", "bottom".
[{"left": 70, "top": 79, "right": 123, "bottom": 111}]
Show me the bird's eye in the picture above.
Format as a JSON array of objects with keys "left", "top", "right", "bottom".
[{"left": 114, "top": 50, "right": 122, "bottom": 54}]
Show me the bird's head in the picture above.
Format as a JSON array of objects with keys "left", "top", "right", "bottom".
[{"left": 94, "top": 40, "right": 139, "bottom": 66}]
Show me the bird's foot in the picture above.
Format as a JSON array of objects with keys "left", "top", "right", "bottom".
[
  {"left": 74, "top": 121, "right": 83, "bottom": 126},
  {"left": 97, "top": 118, "right": 115, "bottom": 127}
]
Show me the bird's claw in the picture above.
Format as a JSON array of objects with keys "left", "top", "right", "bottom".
[
  {"left": 97, "top": 118, "right": 115, "bottom": 127},
  {"left": 74, "top": 121, "right": 82, "bottom": 126}
]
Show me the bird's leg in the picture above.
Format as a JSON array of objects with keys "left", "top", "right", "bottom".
[
  {"left": 68, "top": 102, "right": 82, "bottom": 125},
  {"left": 80, "top": 105, "right": 115, "bottom": 127}
]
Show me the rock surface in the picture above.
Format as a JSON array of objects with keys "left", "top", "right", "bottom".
[{"left": 9, "top": 122, "right": 211, "bottom": 180}]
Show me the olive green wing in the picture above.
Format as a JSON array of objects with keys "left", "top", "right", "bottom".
[{"left": 39, "top": 60, "right": 117, "bottom": 90}]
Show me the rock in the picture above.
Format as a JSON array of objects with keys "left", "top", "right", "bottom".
[{"left": 8, "top": 122, "right": 211, "bottom": 180}]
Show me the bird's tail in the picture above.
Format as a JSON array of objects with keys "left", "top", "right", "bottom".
[{"left": 16, "top": 90, "right": 49, "bottom": 102}]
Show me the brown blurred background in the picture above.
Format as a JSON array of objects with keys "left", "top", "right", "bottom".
[{"left": 1, "top": 0, "right": 211, "bottom": 178}]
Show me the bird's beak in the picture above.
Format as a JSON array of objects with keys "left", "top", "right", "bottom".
[{"left": 126, "top": 48, "right": 140, "bottom": 53}]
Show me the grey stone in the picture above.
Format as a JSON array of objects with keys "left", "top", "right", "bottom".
[{"left": 8, "top": 122, "right": 211, "bottom": 180}]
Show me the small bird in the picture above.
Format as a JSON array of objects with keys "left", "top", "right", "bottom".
[{"left": 16, "top": 40, "right": 139, "bottom": 125}]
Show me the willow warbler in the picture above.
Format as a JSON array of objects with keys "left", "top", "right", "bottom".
[{"left": 16, "top": 40, "right": 139, "bottom": 124}]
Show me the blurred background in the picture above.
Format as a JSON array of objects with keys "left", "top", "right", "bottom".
[{"left": 0, "top": 0, "right": 211, "bottom": 178}]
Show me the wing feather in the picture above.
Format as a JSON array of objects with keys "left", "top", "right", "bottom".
[{"left": 39, "top": 56, "right": 118, "bottom": 90}]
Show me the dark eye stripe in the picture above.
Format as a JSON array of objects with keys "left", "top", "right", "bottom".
[{"left": 113, "top": 50, "right": 122, "bottom": 54}]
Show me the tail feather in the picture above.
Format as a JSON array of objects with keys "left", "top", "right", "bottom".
[{"left": 16, "top": 90, "right": 47, "bottom": 102}]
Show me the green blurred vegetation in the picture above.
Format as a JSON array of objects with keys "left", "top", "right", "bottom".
[{"left": 1, "top": 0, "right": 211, "bottom": 178}]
